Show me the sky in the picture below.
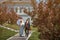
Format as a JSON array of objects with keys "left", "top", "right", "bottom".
[{"left": 36, "top": 0, "right": 40, "bottom": 3}]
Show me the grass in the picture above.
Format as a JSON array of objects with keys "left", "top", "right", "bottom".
[
  {"left": 0, "top": 27, "right": 17, "bottom": 40},
  {"left": 2, "top": 23, "right": 40, "bottom": 40},
  {"left": 29, "top": 26, "right": 40, "bottom": 40},
  {"left": 3, "top": 23, "right": 19, "bottom": 30}
]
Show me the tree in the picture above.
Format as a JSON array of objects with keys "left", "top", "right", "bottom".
[
  {"left": 0, "top": 5, "right": 20, "bottom": 24},
  {"left": 32, "top": 0, "right": 60, "bottom": 40},
  {"left": 7, "top": 8, "right": 20, "bottom": 24},
  {"left": 0, "top": 6, "right": 8, "bottom": 24}
]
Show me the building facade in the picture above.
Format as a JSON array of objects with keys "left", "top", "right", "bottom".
[{"left": 0, "top": 0, "right": 36, "bottom": 24}]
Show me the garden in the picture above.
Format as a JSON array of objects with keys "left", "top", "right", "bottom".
[{"left": 0, "top": 0, "right": 60, "bottom": 40}]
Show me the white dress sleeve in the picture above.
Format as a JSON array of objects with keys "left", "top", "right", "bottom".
[{"left": 17, "top": 19, "right": 20, "bottom": 26}]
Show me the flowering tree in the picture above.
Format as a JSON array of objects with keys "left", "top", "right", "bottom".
[
  {"left": 0, "top": 6, "right": 8, "bottom": 24},
  {"left": 0, "top": 5, "right": 20, "bottom": 24},
  {"left": 32, "top": 0, "right": 60, "bottom": 40},
  {"left": 25, "top": 0, "right": 60, "bottom": 40},
  {"left": 8, "top": 8, "right": 19, "bottom": 24}
]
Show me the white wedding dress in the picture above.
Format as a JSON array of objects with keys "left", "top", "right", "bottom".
[{"left": 21, "top": 21, "right": 25, "bottom": 36}]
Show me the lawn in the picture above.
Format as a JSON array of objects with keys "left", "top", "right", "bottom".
[
  {"left": 29, "top": 27, "right": 40, "bottom": 40},
  {"left": 2, "top": 23, "right": 40, "bottom": 40},
  {"left": 0, "top": 27, "right": 17, "bottom": 40},
  {"left": 3, "top": 23, "right": 19, "bottom": 30}
]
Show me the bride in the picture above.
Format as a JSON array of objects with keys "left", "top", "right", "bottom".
[{"left": 20, "top": 19, "right": 25, "bottom": 37}]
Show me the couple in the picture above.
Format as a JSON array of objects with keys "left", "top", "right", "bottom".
[{"left": 17, "top": 18, "right": 30, "bottom": 37}]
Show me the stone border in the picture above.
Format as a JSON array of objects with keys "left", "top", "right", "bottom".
[
  {"left": 26, "top": 31, "right": 33, "bottom": 40},
  {"left": 7, "top": 33, "right": 19, "bottom": 40},
  {"left": 0, "top": 25, "right": 19, "bottom": 32}
]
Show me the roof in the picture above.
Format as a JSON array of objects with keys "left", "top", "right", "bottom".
[
  {"left": 3, "top": 1, "right": 31, "bottom": 5},
  {"left": 1, "top": 0, "right": 32, "bottom": 5}
]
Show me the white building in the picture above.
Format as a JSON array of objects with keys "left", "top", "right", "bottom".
[{"left": 0, "top": 0, "right": 36, "bottom": 24}]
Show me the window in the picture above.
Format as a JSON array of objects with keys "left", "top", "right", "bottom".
[
  {"left": 16, "top": 8, "right": 17, "bottom": 12},
  {"left": 20, "top": 8, "right": 22, "bottom": 13}
]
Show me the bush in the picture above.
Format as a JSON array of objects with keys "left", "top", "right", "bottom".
[
  {"left": 32, "top": 0, "right": 60, "bottom": 40},
  {"left": 0, "top": 5, "right": 20, "bottom": 24}
]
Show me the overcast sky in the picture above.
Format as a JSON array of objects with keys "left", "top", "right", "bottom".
[{"left": 36, "top": 0, "right": 40, "bottom": 3}]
